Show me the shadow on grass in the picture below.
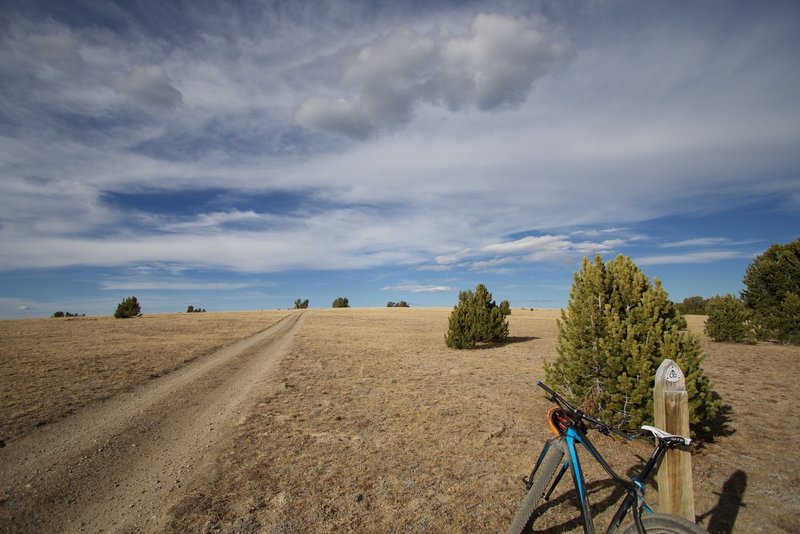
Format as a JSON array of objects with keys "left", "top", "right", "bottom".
[
  {"left": 521, "top": 478, "right": 627, "bottom": 533},
  {"left": 697, "top": 469, "right": 747, "bottom": 534},
  {"left": 695, "top": 391, "right": 735, "bottom": 446},
  {"left": 470, "top": 336, "right": 539, "bottom": 350}
]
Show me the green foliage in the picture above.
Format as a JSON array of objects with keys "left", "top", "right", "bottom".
[
  {"left": 294, "top": 299, "right": 309, "bottom": 309},
  {"left": 676, "top": 295, "right": 708, "bottom": 315},
  {"left": 545, "top": 255, "right": 719, "bottom": 434},
  {"left": 704, "top": 294, "right": 753, "bottom": 342},
  {"left": 777, "top": 292, "right": 800, "bottom": 344},
  {"left": 742, "top": 238, "right": 800, "bottom": 343},
  {"left": 114, "top": 296, "right": 141, "bottom": 319},
  {"left": 186, "top": 306, "right": 206, "bottom": 313},
  {"left": 53, "top": 311, "right": 83, "bottom": 317},
  {"left": 387, "top": 301, "right": 409, "bottom": 307},
  {"left": 444, "top": 284, "right": 510, "bottom": 349},
  {"left": 332, "top": 297, "right": 350, "bottom": 308}
]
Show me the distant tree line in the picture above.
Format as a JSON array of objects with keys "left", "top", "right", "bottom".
[
  {"left": 186, "top": 306, "right": 206, "bottom": 313},
  {"left": 294, "top": 298, "right": 309, "bottom": 309},
  {"left": 675, "top": 296, "right": 709, "bottom": 315},
  {"left": 52, "top": 311, "right": 85, "bottom": 318},
  {"left": 387, "top": 301, "right": 409, "bottom": 307}
]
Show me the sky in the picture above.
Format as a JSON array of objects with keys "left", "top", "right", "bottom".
[{"left": 1, "top": 0, "right": 799, "bottom": 318}]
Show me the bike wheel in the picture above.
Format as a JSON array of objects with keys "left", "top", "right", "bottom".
[
  {"left": 620, "top": 513, "right": 710, "bottom": 533},
  {"left": 507, "top": 439, "right": 565, "bottom": 534}
]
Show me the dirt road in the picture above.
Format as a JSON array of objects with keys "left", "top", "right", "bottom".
[{"left": 0, "top": 311, "right": 305, "bottom": 533}]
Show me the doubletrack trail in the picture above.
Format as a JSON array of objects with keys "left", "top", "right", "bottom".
[{"left": 0, "top": 311, "right": 305, "bottom": 533}]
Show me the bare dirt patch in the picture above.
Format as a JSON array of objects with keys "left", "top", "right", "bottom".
[
  {"left": 0, "top": 311, "right": 291, "bottom": 443},
  {"left": 167, "top": 309, "right": 799, "bottom": 533}
]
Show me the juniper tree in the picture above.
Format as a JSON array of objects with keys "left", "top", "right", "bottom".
[
  {"left": 445, "top": 284, "right": 510, "bottom": 349},
  {"left": 545, "top": 255, "right": 718, "bottom": 434},
  {"left": 704, "top": 294, "right": 752, "bottom": 342},
  {"left": 114, "top": 296, "right": 141, "bottom": 319},
  {"left": 742, "top": 238, "right": 800, "bottom": 343}
]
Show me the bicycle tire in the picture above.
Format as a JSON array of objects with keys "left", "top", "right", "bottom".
[
  {"left": 620, "top": 513, "right": 710, "bottom": 534},
  {"left": 507, "top": 439, "right": 565, "bottom": 534}
]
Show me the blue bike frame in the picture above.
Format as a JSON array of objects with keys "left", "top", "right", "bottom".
[{"left": 538, "top": 425, "right": 663, "bottom": 534}]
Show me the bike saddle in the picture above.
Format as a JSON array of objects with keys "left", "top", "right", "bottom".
[{"left": 641, "top": 425, "right": 692, "bottom": 446}]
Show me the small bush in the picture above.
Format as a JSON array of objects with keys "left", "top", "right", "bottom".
[
  {"left": 294, "top": 299, "right": 309, "bottom": 309},
  {"left": 704, "top": 294, "right": 753, "bottom": 342},
  {"left": 114, "top": 296, "right": 141, "bottom": 319},
  {"left": 445, "top": 284, "right": 510, "bottom": 349},
  {"left": 332, "top": 297, "right": 349, "bottom": 308}
]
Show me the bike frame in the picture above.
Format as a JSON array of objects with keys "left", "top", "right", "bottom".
[{"left": 533, "top": 423, "right": 671, "bottom": 534}]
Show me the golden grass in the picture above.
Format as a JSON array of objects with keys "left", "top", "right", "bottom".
[
  {"left": 168, "top": 309, "right": 800, "bottom": 533},
  {"left": 3, "top": 308, "right": 797, "bottom": 532},
  {"left": 0, "top": 311, "right": 291, "bottom": 441}
]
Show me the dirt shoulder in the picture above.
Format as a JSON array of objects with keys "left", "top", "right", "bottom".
[{"left": 0, "top": 311, "right": 305, "bottom": 533}]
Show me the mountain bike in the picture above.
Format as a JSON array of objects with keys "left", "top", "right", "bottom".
[{"left": 508, "top": 381, "right": 709, "bottom": 534}]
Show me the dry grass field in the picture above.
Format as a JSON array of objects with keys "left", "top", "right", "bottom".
[
  {"left": 0, "top": 311, "right": 291, "bottom": 442},
  {"left": 2, "top": 308, "right": 798, "bottom": 533}
]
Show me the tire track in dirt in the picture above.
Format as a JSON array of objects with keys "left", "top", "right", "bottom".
[{"left": 0, "top": 311, "right": 305, "bottom": 533}]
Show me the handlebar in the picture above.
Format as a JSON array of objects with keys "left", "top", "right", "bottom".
[{"left": 536, "top": 381, "right": 633, "bottom": 441}]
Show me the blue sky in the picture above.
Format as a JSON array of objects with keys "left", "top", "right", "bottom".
[{"left": 1, "top": 0, "right": 799, "bottom": 318}]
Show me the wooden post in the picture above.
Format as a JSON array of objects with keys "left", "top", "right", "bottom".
[{"left": 653, "top": 359, "right": 695, "bottom": 521}]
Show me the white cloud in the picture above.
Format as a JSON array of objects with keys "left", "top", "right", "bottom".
[
  {"left": 659, "top": 238, "right": 730, "bottom": 248},
  {"left": 381, "top": 284, "right": 454, "bottom": 293},
  {"left": 99, "top": 280, "right": 252, "bottom": 291},
  {"left": 28, "top": 31, "right": 84, "bottom": 73},
  {"left": 295, "top": 13, "right": 572, "bottom": 137},
  {"left": 636, "top": 251, "right": 753, "bottom": 266},
  {"left": 111, "top": 65, "right": 183, "bottom": 109}
]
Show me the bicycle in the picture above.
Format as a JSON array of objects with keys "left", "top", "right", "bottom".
[{"left": 508, "top": 381, "right": 709, "bottom": 534}]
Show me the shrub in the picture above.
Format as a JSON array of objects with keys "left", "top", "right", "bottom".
[
  {"left": 114, "top": 296, "right": 141, "bottom": 319},
  {"left": 387, "top": 301, "right": 410, "bottom": 307},
  {"left": 742, "top": 238, "right": 800, "bottom": 343},
  {"left": 545, "top": 255, "right": 719, "bottom": 434},
  {"left": 445, "top": 284, "right": 510, "bottom": 349},
  {"left": 294, "top": 299, "right": 310, "bottom": 309},
  {"left": 52, "top": 311, "right": 65, "bottom": 318},
  {"left": 332, "top": 297, "right": 349, "bottom": 308},
  {"left": 704, "top": 294, "right": 753, "bottom": 342}
]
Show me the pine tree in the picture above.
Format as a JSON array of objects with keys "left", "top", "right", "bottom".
[
  {"left": 445, "top": 284, "right": 510, "bottom": 349},
  {"left": 742, "top": 238, "right": 800, "bottom": 343},
  {"left": 704, "top": 294, "right": 752, "bottom": 342},
  {"left": 545, "top": 255, "right": 719, "bottom": 434},
  {"left": 114, "top": 296, "right": 141, "bottom": 319}
]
